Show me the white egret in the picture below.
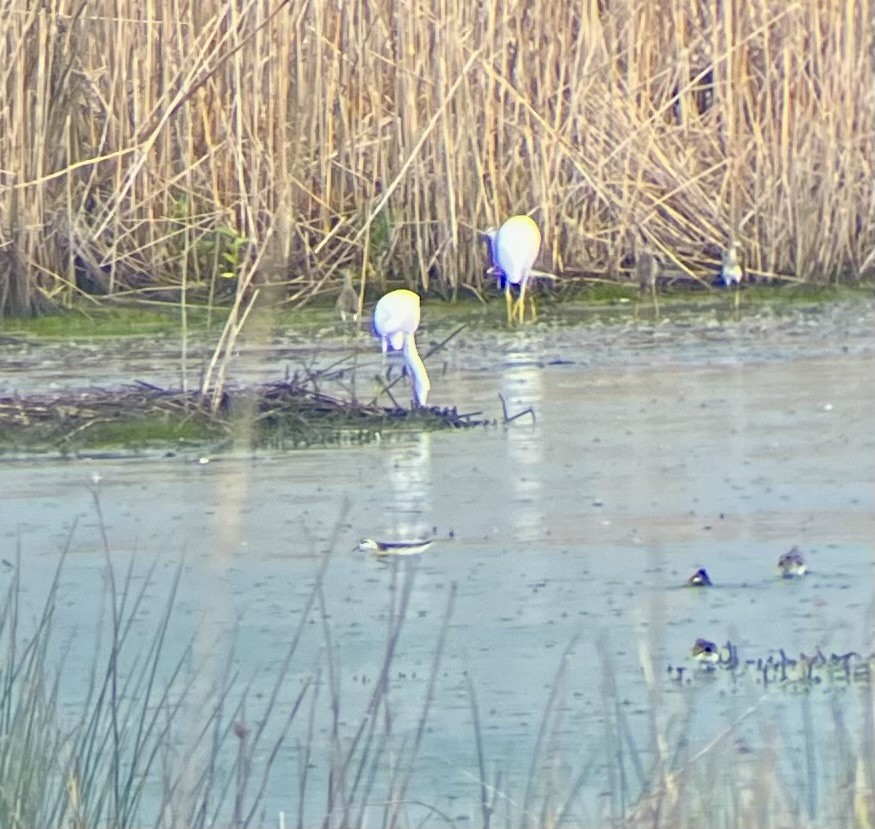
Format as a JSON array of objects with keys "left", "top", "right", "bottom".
[
  {"left": 777, "top": 546, "right": 806, "bottom": 578},
  {"left": 335, "top": 271, "right": 359, "bottom": 322},
  {"left": 635, "top": 241, "right": 660, "bottom": 318},
  {"left": 372, "top": 288, "right": 430, "bottom": 407},
  {"left": 354, "top": 538, "right": 433, "bottom": 556},
  {"left": 483, "top": 214, "right": 542, "bottom": 324},
  {"left": 721, "top": 241, "right": 743, "bottom": 312}
]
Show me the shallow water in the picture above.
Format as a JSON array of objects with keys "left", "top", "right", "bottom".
[{"left": 1, "top": 302, "right": 874, "bottom": 825}]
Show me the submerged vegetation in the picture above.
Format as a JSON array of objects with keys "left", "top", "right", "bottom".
[{"left": 0, "top": 0, "right": 872, "bottom": 320}]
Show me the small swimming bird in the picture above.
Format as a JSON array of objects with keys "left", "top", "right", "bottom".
[
  {"left": 335, "top": 271, "right": 359, "bottom": 322},
  {"left": 691, "top": 638, "right": 720, "bottom": 664},
  {"left": 354, "top": 538, "right": 433, "bottom": 556},
  {"left": 685, "top": 567, "right": 713, "bottom": 587},
  {"left": 372, "top": 288, "right": 430, "bottom": 406},
  {"left": 777, "top": 546, "right": 807, "bottom": 578},
  {"left": 482, "top": 215, "right": 543, "bottom": 325}
]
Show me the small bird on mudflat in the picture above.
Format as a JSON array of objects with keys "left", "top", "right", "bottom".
[
  {"left": 335, "top": 271, "right": 359, "bottom": 323},
  {"left": 636, "top": 242, "right": 659, "bottom": 293},
  {"left": 720, "top": 240, "right": 744, "bottom": 312},
  {"left": 721, "top": 241, "right": 743, "bottom": 287}
]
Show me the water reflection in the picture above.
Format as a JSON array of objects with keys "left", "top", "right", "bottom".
[
  {"left": 3, "top": 323, "right": 874, "bottom": 825},
  {"left": 382, "top": 431, "right": 433, "bottom": 540},
  {"left": 499, "top": 350, "right": 544, "bottom": 543}
]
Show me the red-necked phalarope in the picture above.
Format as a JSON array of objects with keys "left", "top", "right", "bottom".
[{"left": 354, "top": 538, "right": 433, "bottom": 556}]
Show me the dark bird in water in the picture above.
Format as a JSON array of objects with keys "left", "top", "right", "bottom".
[
  {"left": 685, "top": 567, "right": 713, "bottom": 587},
  {"left": 777, "top": 546, "right": 807, "bottom": 578},
  {"left": 691, "top": 638, "right": 720, "bottom": 664}
]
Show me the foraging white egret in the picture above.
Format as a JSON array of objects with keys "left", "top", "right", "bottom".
[
  {"left": 721, "top": 241, "right": 743, "bottom": 312},
  {"left": 483, "top": 214, "right": 542, "bottom": 324},
  {"left": 635, "top": 241, "right": 660, "bottom": 318},
  {"left": 354, "top": 538, "right": 433, "bottom": 556},
  {"left": 777, "top": 546, "right": 807, "bottom": 578},
  {"left": 335, "top": 271, "right": 359, "bottom": 322},
  {"left": 372, "top": 288, "right": 430, "bottom": 407}
]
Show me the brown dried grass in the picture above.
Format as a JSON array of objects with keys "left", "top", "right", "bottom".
[{"left": 0, "top": 0, "right": 872, "bottom": 315}]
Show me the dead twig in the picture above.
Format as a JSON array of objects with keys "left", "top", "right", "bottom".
[{"left": 498, "top": 393, "right": 536, "bottom": 426}]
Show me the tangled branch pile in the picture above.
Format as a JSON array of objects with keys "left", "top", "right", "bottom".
[{"left": 0, "top": 377, "right": 493, "bottom": 450}]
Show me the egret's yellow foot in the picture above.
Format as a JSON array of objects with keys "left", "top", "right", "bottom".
[
  {"left": 512, "top": 296, "right": 526, "bottom": 325},
  {"left": 514, "top": 281, "right": 534, "bottom": 324},
  {"left": 505, "top": 287, "right": 514, "bottom": 325}
]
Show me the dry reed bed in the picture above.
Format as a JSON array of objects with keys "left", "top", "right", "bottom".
[{"left": 0, "top": 0, "right": 872, "bottom": 316}]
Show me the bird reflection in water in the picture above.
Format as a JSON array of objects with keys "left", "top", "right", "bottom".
[
  {"left": 381, "top": 431, "right": 434, "bottom": 545},
  {"left": 501, "top": 355, "right": 544, "bottom": 543}
]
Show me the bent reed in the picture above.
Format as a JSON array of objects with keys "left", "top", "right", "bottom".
[{"left": 0, "top": 0, "right": 872, "bottom": 316}]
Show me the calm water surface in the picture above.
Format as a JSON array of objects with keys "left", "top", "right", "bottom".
[{"left": 1, "top": 302, "right": 873, "bottom": 825}]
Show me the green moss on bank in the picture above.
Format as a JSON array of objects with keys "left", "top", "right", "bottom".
[
  {"left": 0, "top": 282, "right": 870, "bottom": 341},
  {"left": 0, "top": 304, "right": 227, "bottom": 339}
]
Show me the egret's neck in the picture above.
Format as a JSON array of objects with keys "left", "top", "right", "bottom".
[{"left": 402, "top": 335, "right": 430, "bottom": 407}]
